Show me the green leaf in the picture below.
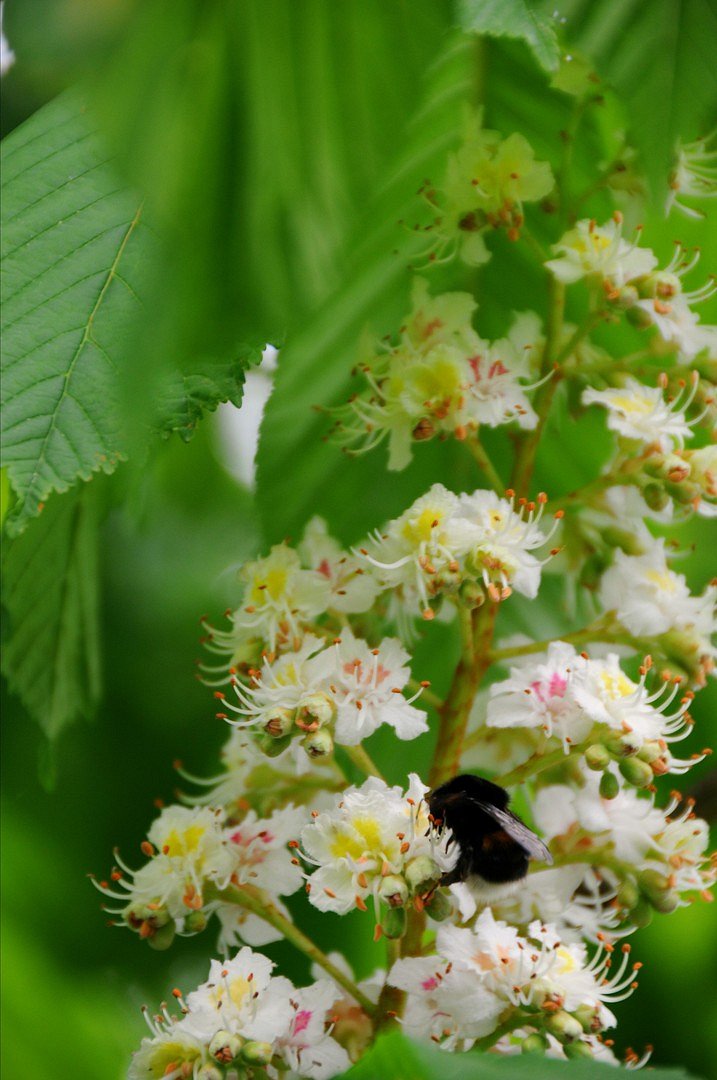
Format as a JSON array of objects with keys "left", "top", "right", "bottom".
[
  {"left": 457, "top": 0, "right": 561, "bottom": 71},
  {"left": 555, "top": 0, "right": 717, "bottom": 199},
  {"left": 346, "top": 1031, "right": 702, "bottom": 1080},
  {"left": 256, "top": 35, "right": 481, "bottom": 544},
  {"left": 1, "top": 92, "right": 151, "bottom": 535},
  {"left": 1, "top": 485, "right": 101, "bottom": 747},
  {"left": 156, "top": 344, "right": 263, "bottom": 443}
]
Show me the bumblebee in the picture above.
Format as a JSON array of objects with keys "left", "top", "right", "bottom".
[{"left": 428, "top": 773, "right": 552, "bottom": 901}]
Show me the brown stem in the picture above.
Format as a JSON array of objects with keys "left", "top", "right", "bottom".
[{"left": 428, "top": 601, "right": 498, "bottom": 788}]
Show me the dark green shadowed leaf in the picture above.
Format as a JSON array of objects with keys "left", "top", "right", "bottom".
[
  {"left": 555, "top": 0, "right": 717, "bottom": 200},
  {"left": 157, "top": 343, "right": 263, "bottom": 443},
  {"left": 457, "top": 0, "right": 561, "bottom": 71},
  {"left": 346, "top": 1030, "right": 702, "bottom": 1079},
  {"left": 1, "top": 92, "right": 150, "bottom": 536},
  {"left": 1, "top": 485, "right": 101, "bottom": 748}
]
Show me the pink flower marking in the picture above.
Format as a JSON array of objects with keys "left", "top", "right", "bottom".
[
  {"left": 421, "top": 976, "right": 439, "bottom": 992},
  {"left": 530, "top": 672, "right": 568, "bottom": 703},
  {"left": 317, "top": 559, "right": 332, "bottom": 579},
  {"left": 293, "top": 1009, "right": 313, "bottom": 1035}
]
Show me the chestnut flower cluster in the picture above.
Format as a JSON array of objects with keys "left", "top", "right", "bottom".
[{"left": 100, "top": 105, "right": 716, "bottom": 1080}]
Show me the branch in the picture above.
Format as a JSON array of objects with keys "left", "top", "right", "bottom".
[{"left": 215, "top": 883, "right": 378, "bottom": 1018}]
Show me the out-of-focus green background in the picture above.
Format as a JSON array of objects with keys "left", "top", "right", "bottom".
[{"left": 2, "top": 2, "right": 715, "bottom": 1078}]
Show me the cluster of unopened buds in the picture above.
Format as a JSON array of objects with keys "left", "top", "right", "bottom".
[{"left": 101, "top": 98, "right": 716, "bottom": 1080}]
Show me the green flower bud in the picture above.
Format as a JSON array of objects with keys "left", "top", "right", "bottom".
[
  {"left": 642, "top": 482, "right": 671, "bottom": 513},
  {"left": 585, "top": 744, "right": 611, "bottom": 771},
  {"left": 380, "top": 905, "right": 407, "bottom": 940},
  {"left": 125, "top": 901, "right": 171, "bottom": 930},
  {"left": 626, "top": 304, "right": 653, "bottom": 329},
  {"left": 263, "top": 707, "right": 295, "bottom": 738},
  {"left": 146, "top": 920, "right": 176, "bottom": 951},
  {"left": 297, "top": 692, "right": 335, "bottom": 728},
  {"left": 615, "top": 283, "right": 639, "bottom": 310},
  {"left": 545, "top": 1010, "right": 584, "bottom": 1043},
  {"left": 619, "top": 756, "right": 654, "bottom": 788},
  {"left": 599, "top": 771, "right": 620, "bottom": 800},
  {"left": 424, "top": 889, "right": 453, "bottom": 922},
  {"left": 260, "top": 733, "right": 293, "bottom": 758},
  {"left": 630, "top": 897, "right": 654, "bottom": 928},
  {"left": 636, "top": 270, "right": 680, "bottom": 300},
  {"left": 241, "top": 1041, "right": 274, "bottom": 1066},
  {"left": 459, "top": 580, "right": 486, "bottom": 608},
  {"left": 521, "top": 1033, "right": 548, "bottom": 1055},
  {"left": 184, "top": 909, "right": 209, "bottom": 934},
  {"left": 573, "top": 1004, "right": 600, "bottom": 1034},
  {"left": 637, "top": 740, "right": 662, "bottom": 764},
  {"left": 378, "top": 875, "right": 409, "bottom": 908},
  {"left": 639, "top": 869, "right": 678, "bottom": 913},
  {"left": 617, "top": 879, "right": 640, "bottom": 911},
  {"left": 209, "top": 1030, "right": 243, "bottom": 1063},
  {"left": 564, "top": 1040, "right": 594, "bottom": 1060},
  {"left": 197, "top": 1067, "right": 224, "bottom": 1080},
  {"left": 302, "top": 727, "right": 334, "bottom": 759},
  {"left": 404, "top": 855, "right": 441, "bottom": 896}
]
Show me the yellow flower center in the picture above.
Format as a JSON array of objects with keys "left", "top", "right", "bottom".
[{"left": 162, "top": 825, "right": 206, "bottom": 858}]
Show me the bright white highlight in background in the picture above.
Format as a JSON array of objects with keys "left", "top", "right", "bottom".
[{"left": 214, "top": 345, "right": 278, "bottom": 489}]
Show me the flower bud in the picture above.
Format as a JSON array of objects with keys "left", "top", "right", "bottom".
[
  {"left": 197, "top": 1068, "right": 223, "bottom": 1080},
  {"left": 521, "top": 1033, "right": 548, "bottom": 1055},
  {"left": 259, "top": 733, "right": 293, "bottom": 758},
  {"left": 545, "top": 1010, "right": 584, "bottom": 1043},
  {"left": 302, "top": 728, "right": 334, "bottom": 759},
  {"left": 630, "top": 897, "right": 654, "bottom": 928},
  {"left": 378, "top": 875, "right": 409, "bottom": 908},
  {"left": 297, "top": 693, "right": 335, "bottom": 728},
  {"left": 636, "top": 270, "right": 680, "bottom": 300},
  {"left": 146, "top": 920, "right": 176, "bottom": 951},
  {"left": 184, "top": 909, "right": 208, "bottom": 934},
  {"left": 619, "top": 756, "right": 654, "bottom": 788},
  {"left": 209, "top": 1030, "right": 243, "bottom": 1063},
  {"left": 424, "top": 889, "right": 453, "bottom": 922},
  {"left": 617, "top": 879, "right": 640, "bottom": 911},
  {"left": 263, "top": 707, "right": 295, "bottom": 738},
  {"left": 584, "top": 744, "right": 611, "bottom": 771},
  {"left": 125, "top": 902, "right": 171, "bottom": 930},
  {"left": 459, "top": 580, "right": 485, "bottom": 608},
  {"left": 404, "top": 855, "right": 441, "bottom": 896},
  {"left": 626, "top": 303, "right": 654, "bottom": 329},
  {"left": 636, "top": 740, "right": 662, "bottom": 764},
  {"left": 241, "top": 1041, "right": 274, "bottom": 1066},
  {"left": 380, "top": 905, "right": 407, "bottom": 940},
  {"left": 564, "top": 1040, "right": 594, "bottom": 1060},
  {"left": 573, "top": 1004, "right": 601, "bottom": 1034},
  {"left": 641, "top": 482, "right": 671, "bottom": 513},
  {"left": 639, "top": 868, "right": 678, "bottom": 913},
  {"left": 599, "top": 771, "right": 620, "bottom": 800},
  {"left": 614, "top": 283, "right": 639, "bottom": 310}
]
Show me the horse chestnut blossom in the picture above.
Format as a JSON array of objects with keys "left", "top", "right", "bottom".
[
  {"left": 330, "top": 279, "right": 543, "bottom": 469},
  {"left": 130, "top": 949, "right": 351, "bottom": 1080},
  {"left": 300, "top": 775, "right": 457, "bottom": 920},
  {"left": 102, "top": 76, "right": 717, "bottom": 1078}
]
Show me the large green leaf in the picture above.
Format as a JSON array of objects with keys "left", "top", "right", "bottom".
[
  {"left": 553, "top": 0, "right": 717, "bottom": 199},
  {"left": 0, "top": 93, "right": 150, "bottom": 535},
  {"left": 458, "top": 0, "right": 561, "bottom": 71},
  {"left": 346, "top": 1031, "right": 701, "bottom": 1079},
  {"left": 1, "top": 485, "right": 101, "bottom": 752}
]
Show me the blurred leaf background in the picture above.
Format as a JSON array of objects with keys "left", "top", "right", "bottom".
[{"left": 1, "top": 2, "right": 715, "bottom": 1078}]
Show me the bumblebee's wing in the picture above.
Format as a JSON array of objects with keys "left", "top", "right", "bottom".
[{"left": 473, "top": 801, "right": 553, "bottom": 864}]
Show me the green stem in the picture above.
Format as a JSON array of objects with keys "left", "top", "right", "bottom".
[
  {"left": 216, "top": 883, "right": 377, "bottom": 1018},
  {"left": 428, "top": 601, "right": 497, "bottom": 788},
  {"left": 465, "top": 434, "right": 504, "bottom": 494},
  {"left": 494, "top": 745, "right": 572, "bottom": 788},
  {"left": 344, "top": 744, "right": 385, "bottom": 781},
  {"left": 375, "top": 938, "right": 403, "bottom": 1031},
  {"left": 488, "top": 615, "right": 619, "bottom": 663}
]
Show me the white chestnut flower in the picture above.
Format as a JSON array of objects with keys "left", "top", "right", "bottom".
[
  {"left": 599, "top": 539, "right": 716, "bottom": 664},
  {"left": 667, "top": 132, "right": 717, "bottom": 219},
  {"left": 462, "top": 311, "right": 542, "bottom": 431},
  {"left": 487, "top": 640, "right": 593, "bottom": 752},
  {"left": 220, "top": 630, "right": 428, "bottom": 749},
  {"left": 388, "top": 954, "right": 503, "bottom": 1049},
  {"left": 494, "top": 865, "right": 626, "bottom": 944},
  {"left": 582, "top": 375, "right": 698, "bottom": 451},
  {"left": 131, "top": 948, "right": 351, "bottom": 1079},
  {"left": 298, "top": 516, "right": 379, "bottom": 614},
  {"left": 458, "top": 489, "right": 559, "bottom": 601},
  {"left": 545, "top": 216, "right": 657, "bottom": 291},
  {"left": 300, "top": 774, "right": 457, "bottom": 915},
  {"left": 632, "top": 245, "right": 717, "bottom": 359},
  {"left": 360, "top": 483, "right": 478, "bottom": 617}
]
